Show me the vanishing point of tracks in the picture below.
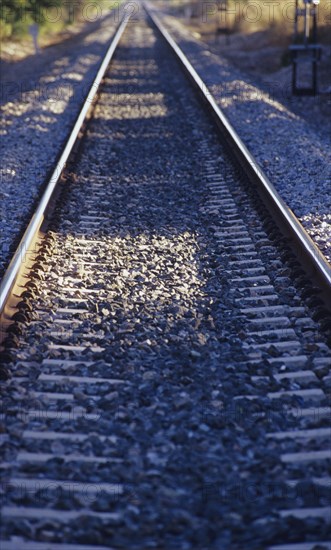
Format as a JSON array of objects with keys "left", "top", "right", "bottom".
[{"left": 0, "top": 6, "right": 330, "bottom": 550}]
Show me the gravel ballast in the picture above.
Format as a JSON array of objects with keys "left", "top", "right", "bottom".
[{"left": 1, "top": 13, "right": 330, "bottom": 550}]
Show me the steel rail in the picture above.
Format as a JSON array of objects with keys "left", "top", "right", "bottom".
[
  {"left": 145, "top": 3, "right": 331, "bottom": 301},
  {"left": 0, "top": 11, "right": 131, "bottom": 315}
]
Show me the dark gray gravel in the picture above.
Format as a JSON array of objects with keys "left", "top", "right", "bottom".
[{"left": 1, "top": 12, "right": 330, "bottom": 550}]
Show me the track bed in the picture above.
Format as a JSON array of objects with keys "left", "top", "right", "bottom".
[{"left": 1, "top": 13, "right": 330, "bottom": 550}]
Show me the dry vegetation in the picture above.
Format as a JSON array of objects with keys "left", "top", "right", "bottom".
[
  {"left": 0, "top": 0, "right": 120, "bottom": 61},
  {"left": 160, "top": 0, "right": 331, "bottom": 132}
]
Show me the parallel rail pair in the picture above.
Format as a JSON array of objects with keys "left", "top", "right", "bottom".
[{"left": 0, "top": 4, "right": 330, "bottom": 347}]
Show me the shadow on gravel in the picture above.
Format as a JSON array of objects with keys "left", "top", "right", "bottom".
[
  {"left": 37, "top": 36, "right": 331, "bottom": 549},
  {"left": 0, "top": 11, "right": 127, "bottom": 279}
]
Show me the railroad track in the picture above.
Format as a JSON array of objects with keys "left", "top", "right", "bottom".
[{"left": 0, "top": 5, "right": 330, "bottom": 550}]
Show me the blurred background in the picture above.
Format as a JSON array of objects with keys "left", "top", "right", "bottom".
[
  {"left": 0, "top": 1, "right": 118, "bottom": 58},
  {"left": 154, "top": 0, "right": 331, "bottom": 91}
]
